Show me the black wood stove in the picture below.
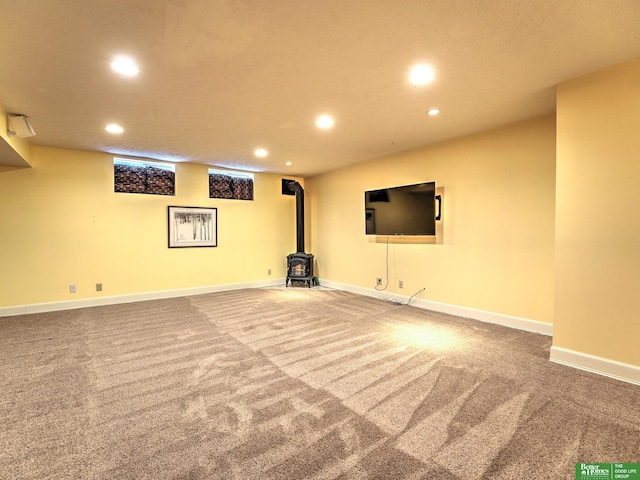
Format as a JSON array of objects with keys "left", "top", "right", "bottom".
[
  {"left": 286, "top": 252, "right": 314, "bottom": 287},
  {"left": 284, "top": 180, "right": 314, "bottom": 288}
]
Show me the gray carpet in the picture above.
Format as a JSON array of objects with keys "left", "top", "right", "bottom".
[{"left": 1, "top": 288, "right": 638, "bottom": 479}]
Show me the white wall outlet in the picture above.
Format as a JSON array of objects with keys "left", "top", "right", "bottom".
[
  {"left": 268, "top": 269, "right": 272, "bottom": 276},
  {"left": 399, "top": 280, "right": 404, "bottom": 289},
  {"left": 96, "top": 283, "right": 103, "bottom": 292},
  {"left": 376, "top": 278, "right": 382, "bottom": 286},
  {"left": 69, "top": 284, "right": 76, "bottom": 293}
]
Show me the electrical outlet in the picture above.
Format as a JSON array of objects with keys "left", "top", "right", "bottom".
[
  {"left": 268, "top": 269, "right": 272, "bottom": 276},
  {"left": 376, "top": 278, "right": 382, "bottom": 286},
  {"left": 96, "top": 283, "right": 103, "bottom": 292},
  {"left": 69, "top": 284, "right": 76, "bottom": 293},
  {"left": 399, "top": 280, "right": 404, "bottom": 289}
]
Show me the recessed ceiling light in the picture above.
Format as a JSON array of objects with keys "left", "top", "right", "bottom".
[
  {"left": 105, "top": 123, "right": 124, "bottom": 134},
  {"left": 110, "top": 56, "right": 139, "bottom": 76},
  {"left": 254, "top": 148, "right": 268, "bottom": 158},
  {"left": 427, "top": 108, "right": 440, "bottom": 116},
  {"left": 285, "top": 162, "right": 292, "bottom": 166},
  {"left": 409, "top": 64, "right": 435, "bottom": 85},
  {"left": 316, "top": 114, "right": 334, "bottom": 129}
]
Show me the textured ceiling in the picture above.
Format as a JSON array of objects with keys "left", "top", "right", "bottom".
[{"left": 1, "top": 0, "right": 640, "bottom": 176}]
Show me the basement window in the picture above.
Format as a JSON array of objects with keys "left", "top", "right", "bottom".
[
  {"left": 209, "top": 169, "right": 254, "bottom": 201},
  {"left": 114, "top": 158, "right": 175, "bottom": 196}
]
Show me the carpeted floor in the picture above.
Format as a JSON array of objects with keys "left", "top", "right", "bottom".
[{"left": 1, "top": 288, "right": 639, "bottom": 479}]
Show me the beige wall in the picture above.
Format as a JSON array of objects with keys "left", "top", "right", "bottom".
[
  {"left": 0, "top": 146, "right": 299, "bottom": 307},
  {"left": 307, "top": 115, "right": 556, "bottom": 324},
  {"left": 554, "top": 58, "right": 640, "bottom": 365}
]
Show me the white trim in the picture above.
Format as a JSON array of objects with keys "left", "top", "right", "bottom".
[
  {"left": 0, "top": 279, "right": 285, "bottom": 317},
  {"left": 320, "top": 279, "right": 553, "bottom": 336},
  {"left": 208, "top": 168, "right": 254, "bottom": 179},
  {"left": 550, "top": 346, "right": 640, "bottom": 386},
  {"left": 0, "top": 305, "right": 27, "bottom": 317},
  {"left": 114, "top": 157, "right": 175, "bottom": 171}
]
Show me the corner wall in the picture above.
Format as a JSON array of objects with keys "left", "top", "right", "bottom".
[
  {"left": 553, "top": 58, "right": 640, "bottom": 367},
  {"left": 306, "top": 115, "right": 556, "bottom": 325},
  {"left": 0, "top": 146, "right": 299, "bottom": 309}
]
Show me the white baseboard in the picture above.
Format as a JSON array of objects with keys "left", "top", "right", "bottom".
[
  {"left": 0, "top": 305, "right": 28, "bottom": 317},
  {"left": 320, "top": 279, "right": 553, "bottom": 336},
  {"left": 0, "top": 278, "right": 286, "bottom": 317},
  {"left": 550, "top": 346, "right": 640, "bottom": 386}
]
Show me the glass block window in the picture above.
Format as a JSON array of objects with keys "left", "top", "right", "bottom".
[
  {"left": 209, "top": 169, "right": 254, "bottom": 201},
  {"left": 114, "top": 158, "right": 175, "bottom": 196}
]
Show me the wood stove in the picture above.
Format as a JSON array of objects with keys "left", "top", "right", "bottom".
[
  {"left": 283, "top": 180, "right": 315, "bottom": 288},
  {"left": 286, "top": 253, "right": 314, "bottom": 287}
]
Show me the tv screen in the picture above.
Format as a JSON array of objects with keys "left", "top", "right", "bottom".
[{"left": 365, "top": 182, "right": 436, "bottom": 235}]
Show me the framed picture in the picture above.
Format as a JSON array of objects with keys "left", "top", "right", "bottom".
[{"left": 168, "top": 206, "right": 217, "bottom": 248}]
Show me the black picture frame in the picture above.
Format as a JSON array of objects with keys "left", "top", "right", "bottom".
[{"left": 168, "top": 206, "right": 217, "bottom": 248}]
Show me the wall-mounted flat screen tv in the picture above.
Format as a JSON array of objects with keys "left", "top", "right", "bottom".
[{"left": 364, "top": 182, "right": 436, "bottom": 235}]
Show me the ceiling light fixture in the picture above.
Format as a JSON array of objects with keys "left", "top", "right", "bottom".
[
  {"left": 285, "top": 162, "right": 292, "bottom": 166},
  {"left": 254, "top": 148, "right": 268, "bottom": 158},
  {"left": 409, "top": 64, "right": 435, "bottom": 85},
  {"left": 427, "top": 108, "right": 440, "bottom": 116},
  {"left": 316, "top": 114, "right": 334, "bottom": 129},
  {"left": 105, "top": 123, "right": 124, "bottom": 134},
  {"left": 110, "top": 56, "right": 139, "bottom": 76}
]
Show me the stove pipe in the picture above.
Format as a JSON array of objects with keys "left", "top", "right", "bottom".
[{"left": 286, "top": 181, "right": 305, "bottom": 253}]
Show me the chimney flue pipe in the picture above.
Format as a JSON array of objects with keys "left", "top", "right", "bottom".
[{"left": 286, "top": 181, "right": 305, "bottom": 253}]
